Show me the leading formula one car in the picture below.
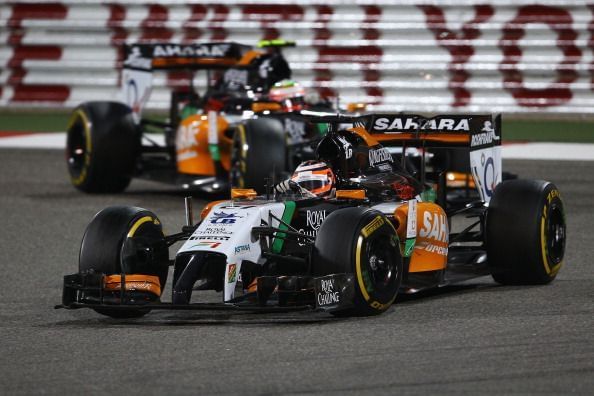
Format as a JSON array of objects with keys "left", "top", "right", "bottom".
[
  {"left": 57, "top": 112, "right": 566, "bottom": 318},
  {"left": 66, "top": 40, "right": 331, "bottom": 194}
]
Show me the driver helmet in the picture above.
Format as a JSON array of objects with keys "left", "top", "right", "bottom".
[
  {"left": 291, "top": 160, "right": 335, "bottom": 197},
  {"left": 268, "top": 79, "right": 306, "bottom": 111}
]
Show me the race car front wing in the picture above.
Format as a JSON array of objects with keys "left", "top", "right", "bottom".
[{"left": 55, "top": 272, "right": 355, "bottom": 314}]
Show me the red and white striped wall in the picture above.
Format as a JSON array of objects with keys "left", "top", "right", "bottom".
[{"left": 1, "top": 1, "right": 593, "bottom": 114}]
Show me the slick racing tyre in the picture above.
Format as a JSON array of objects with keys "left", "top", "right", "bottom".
[
  {"left": 66, "top": 101, "right": 139, "bottom": 193},
  {"left": 487, "top": 180, "right": 566, "bottom": 285},
  {"left": 230, "top": 117, "right": 286, "bottom": 194},
  {"left": 313, "top": 208, "right": 403, "bottom": 316},
  {"left": 79, "top": 206, "right": 169, "bottom": 318}
]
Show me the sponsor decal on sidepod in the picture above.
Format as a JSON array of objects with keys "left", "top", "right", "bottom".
[{"left": 419, "top": 211, "right": 448, "bottom": 255}]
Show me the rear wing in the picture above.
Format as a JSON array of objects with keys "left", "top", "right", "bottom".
[
  {"left": 303, "top": 111, "right": 502, "bottom": 203},
  {"left": 121, "top": 42, "right": 251, "bottom": 120},
  {"left": 302, "top": 111, "right": 501, "bottom": 149},
  {"left": 364, "top": 113, "right": 502, "bottom": 202},
  {"left": 363, "top": 113, "right": 501, "bottom": 148},
  {"left": 123, "top": 42, "right": 251, "bottom": 71}
]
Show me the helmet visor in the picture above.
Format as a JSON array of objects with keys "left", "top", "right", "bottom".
[{"left": 292, "top": 171, "right": 332, "bottom": 195}]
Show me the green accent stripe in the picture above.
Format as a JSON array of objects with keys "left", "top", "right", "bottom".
[
  {"left": 420, "top": 188, "right": 436, "bottom": 203},
  {"left": 271, "top": 201, "right": 296, "bottom": 254},
  {"left": 316, "top": 123, "right": 329, "bottom": 136},
  {"left": 403, "top": 238, "right": 416, "bottom": 257},
  {"left": 209, "top": 144, "right": 221, "bottom": 161}
]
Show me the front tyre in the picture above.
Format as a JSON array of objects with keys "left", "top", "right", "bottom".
[
  {"left": 66, "top": 101, "right": 139, "bottom": 193},
  {"left": 313, "top": 208, "right": 402, "bottom": 316},
  {"left": 487, "top": 180, "right": 566, "bottom": 285},
  {"left": 79, "top": 206, "right": 169, "bottom": 318}
]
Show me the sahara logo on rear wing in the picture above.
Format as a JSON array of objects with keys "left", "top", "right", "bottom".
[
  {"left": 366, "top": 113, "right": 500, "bottom": 143},
  {"left": 371, "top": 115, "right": 472, "bottom": 133}
]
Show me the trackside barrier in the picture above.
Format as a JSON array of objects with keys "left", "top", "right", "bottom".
[{"left": 1, "top": 1, "right": 593, "bottom": 114}]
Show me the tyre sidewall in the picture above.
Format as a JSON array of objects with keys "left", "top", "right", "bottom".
[
  {"left": 313, "top": 208, "right": 402, "bottom": 315},
  {"left": 79, "top": 206, "right": 168, "bottom": 288},
  {"left": 487, "top": 180, "right": 565, "bottom": 284},
  {"left": 230, "top": 117, "right": 286, "bottom": 193},
  {"left": 66, "top": 101, "right": 139, "bottom": 193}
]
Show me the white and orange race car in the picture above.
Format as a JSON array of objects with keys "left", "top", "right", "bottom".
[
  {"left": 58, "top": 112, "right": 566, "bottom": 318},
  {"left": 65, "top": 40, "right": 332, "bottom": 194}
]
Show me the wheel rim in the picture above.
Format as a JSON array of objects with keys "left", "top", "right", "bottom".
[
  {"left": 66, "top": 116, "right": 88, "bottom": 178},
  {"left": 546, "top": 203, "right": 565, "bottom": 264},
  {"left": 365, "top": 236, "right": 398, "bottom": 293}
]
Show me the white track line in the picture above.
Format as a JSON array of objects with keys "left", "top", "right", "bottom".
[
  {"left": 502, "top": 142, "right": 594, "bottom": 161},
  {"left": 0, "top": 133, "right": 165, "bottom": 149},
  {"left": 0, "top": 133, "right": 66, "bottom": 149},
  {"left": 1, "top": 132, "right": 593, "bottom": 161}
]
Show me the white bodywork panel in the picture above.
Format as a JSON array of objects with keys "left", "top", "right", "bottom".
[
  {"left": 468, "top": 117, "right": 502, "bottom": 204},
  {"left": 178, "top": 200, "right": 286, "bottom": 302},
  {"left": 406, "top": 199, "right": 417, "bottom": 239},
  {"left": 470, "top": 145, "right": 502, "bottom": 204},
  {"left": 370, "top": 202, "right": 400, "bottom": 216}
]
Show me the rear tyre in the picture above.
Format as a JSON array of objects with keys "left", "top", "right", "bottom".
[
  {"left": 313, "top": 208, "right": 402, "bottom": 316},
  {"left": 230, "top": 117, "right": 287, "bottom": 194},
  {"left": 487, "top": 180, "right": 565, "bottom": 285},
  {"left": 79, "top": 206, "right": 169, "bottom": 318},
  {"left": 66, "top": 101, "right": 139, "bottom": 193}
]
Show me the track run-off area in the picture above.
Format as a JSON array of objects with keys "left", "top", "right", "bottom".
[{"left": 0, "top": 147, "right": 592, "bottom": 394}]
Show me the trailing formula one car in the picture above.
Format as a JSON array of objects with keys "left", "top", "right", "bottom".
[
  {"left": 57, "top": 112, "right": 566, "bottom": 318},
  {"left": 66, "top": 40, "right": 331, "bottom": 194}
]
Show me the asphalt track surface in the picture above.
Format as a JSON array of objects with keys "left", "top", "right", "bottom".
[{"left": 0, "top": 148, "right": 592, "bottom": 395}]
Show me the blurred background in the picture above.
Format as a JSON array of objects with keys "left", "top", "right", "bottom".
[{"left": 1, "top": 0, "right": 594, "bottom": 142}]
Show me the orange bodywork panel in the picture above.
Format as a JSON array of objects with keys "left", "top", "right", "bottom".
[
  {"left": 394, "top": 202, "right": 448, "bottom": 273},
  {"left": 238, "top": 50, "right": 264, "bottom": 65},
  {"left": 231, "top": 188, "right": 258, "bottom": 199},
  {"left": 373, "top": 133, "right": 470, "bottom": 145},
  {"left": 152, "top": 57, "right": 238, "bottom": 68},
  {"left": 252, "top": 102, "right": 282, "bottom": 112},
  {"left": 350, "top": 126, "right": 470, "bottom": 146},
  {"left": 176, "top": 114, "right": 232, "bottom": 175},
  {"left": 200, "top": 199, "right": 229, "bottom": 220},
  {"left": 104, "top": 274, "right": 162, "bottom": 297},
  {"left": 348, "top": 126, "right": 381, "bottom": 147},
  {"left": 336, "top": 189, "right": 366, "bottom": 200}
]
